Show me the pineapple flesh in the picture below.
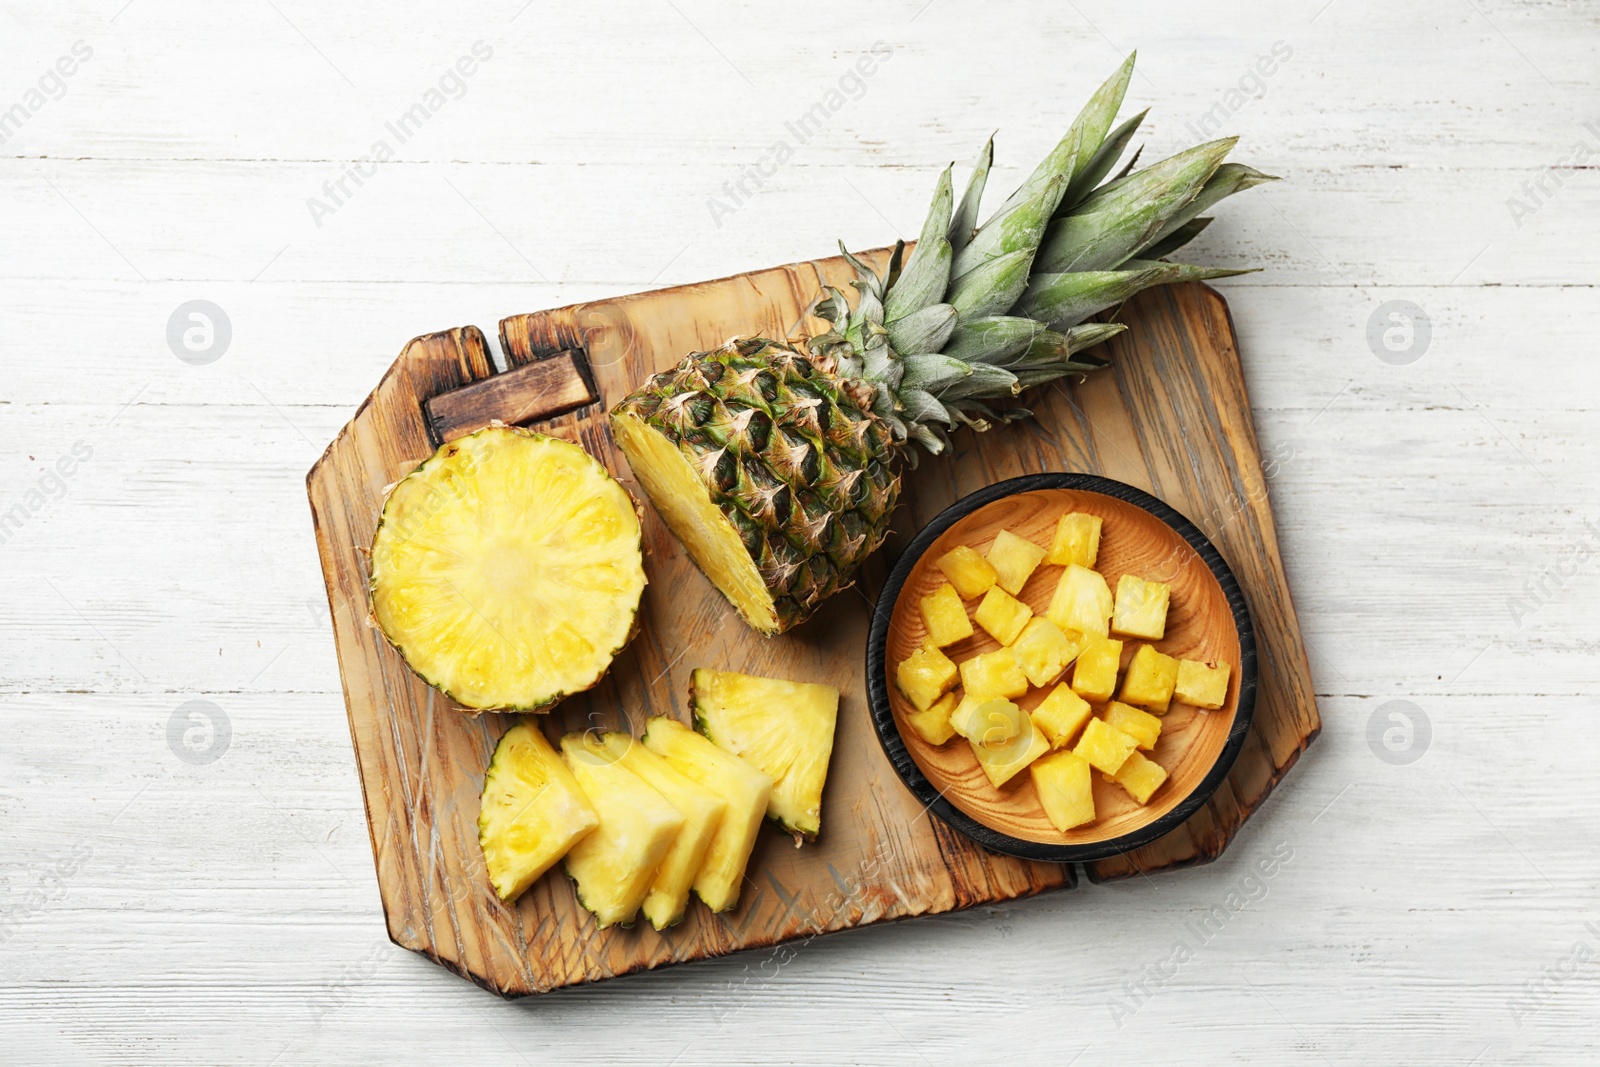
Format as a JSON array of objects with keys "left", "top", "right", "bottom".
[
  {"left": 477, "top": 721, "right": 600, "bottom": 903},
  {"left": 1031, "top": 750, "right": 1095, "bottom": 831},
  {"left": 1073, "top": 717, "right": 1138, "bottom": 775},
  {"left": 1071, "top": 636, "right": 1124, "bottom": 702},
  {"left": 1111, "top": 574, "right": 1170, "bottom": 640},
  {"left": 1121, "top": 644, "right": 1180, "bottom": 713},
  {"left": 906, "top": 691, "right": 958, "bottom": 746},
  {"left": 1047, "top": 513, "right": 1103, "bottom": 568},
  {"left": 1175, "top": 659, "right": 1231, "bottom": 709},
  {"left": 1011, "top": 616, "right": 1086, "bottom": 687},
  {"left": 974, "top": 585, "right": 1033, "bottom": 646},
  {"left": 950, "top": 695, "right": 1021, "bottom": 745},
  {"left": 1103, "top": 700, "right": 1162, "bottom": 751},
  {"left": 1030, "top": 684, "right": 1094, "bottom": 749},
  {"left": 968, "top": 701, "right": 1050, "bottom": 788},
  {"left": 920, "top": 582, "right": 974, "bottom": 647},
  {"left": 1048, "top": 564, "right": 1114, "bottom": 639},
  {"left": 986, "top": 529, "right": 1046, "bottom": 595},
  {"left": 937, "top": 545, "right": 999, "bottom": 600},
  {"left": 959, "top": 648, "right": 1030, "bottom": 700},
  {"left": 896, "top": 643, "right": 959, "bottom": 711},
  {"left": 1112, "top": 750, "right": 1169, "bottom": 804}
]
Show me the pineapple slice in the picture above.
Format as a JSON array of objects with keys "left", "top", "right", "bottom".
[
  {"left": 950, "top": 695, "right": 1020, "bottom": 746},
  {"left": 1111, "top": 750, "right": 1169, "bottom": 804},
  {"left": 560, "top": 732, "right": 684, "bottom": 928},
  {"left": 974, "top": 586, "right": 1032, "bottom": 646},
  {"left": 1103, "top": 701, "right": 1162, "bottom": 751},
  {"left": 1070, "top": 636, "right": 1123, "bottom": 702},
  {"left": 477, "top": 721, "right": 600, "bottom": 903},
  {"left": 920, "top": 582, "right": 973, "bottom": 647},
  {"left": 1030, "top": 684, "right": 1094, "bottom": 749},
  {"left": 594, "top": 733, "right": 728, "bottom": 930},
  {"left": 905, "top": 691, "right": 958, "bottom": 746},
  {"left": 1111, "top": 574, "right": 1170, "bottom": 640},
  {"left": 959, "top": 648, "right": 1030, "bottom": 700},
  {"left": 1011, "top": 617, "right": 1086, "bottom": 687},
  {"left": 986, "top": 529, "right": 1047, "bottom": 595},
  {"left": 1031, "top": 750, "right": 1095, "bottom": 831},
  {"left": 370, "top": 426, "right": 648, "bottom": 712},
  {"left": 895, "top": 643, "right": 959, "bottom": 711},
  {"left": 692, "top": 668, "right": 839, "bottom": 839},
  {"left": 1047, "top": 564, "right": 1114, "bottom": 638},
  {"left": 1046, "top": 512, "right": 1103, "bottom": 568},
  {"left": 936, "top": 545, "right": 998, "bottom": 600},
  {"left": 1073, "top": 716, "right": 1138, "bottom": 775},
  {"left": 1120, "top": 644, "right": 1180, "bottom": 713},
  {"left": 967, "top": 701, "right": 1050, "bottom": 788},
  {"left": 1175, "top": 659, "right": 1231, "bottom": 709},
  {"left": 641, "top": 717, "right": 772, "bottom": 913}
]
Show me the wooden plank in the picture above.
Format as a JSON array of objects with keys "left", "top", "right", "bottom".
[{"left": 423, "top": 350, "right": 597, "bottom": 444}]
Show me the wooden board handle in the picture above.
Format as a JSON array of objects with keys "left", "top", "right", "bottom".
[{"left": 423, "top": 349, "right": 598, "bottom": 444}]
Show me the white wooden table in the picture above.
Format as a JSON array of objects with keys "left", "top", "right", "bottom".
[{"left": 3, "top": 1, "right": 1596, "bottom": 1062}]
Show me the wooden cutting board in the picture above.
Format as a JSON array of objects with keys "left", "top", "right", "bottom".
[{"left": 306, "top": 248, "right": 1319, "bottom": 997}]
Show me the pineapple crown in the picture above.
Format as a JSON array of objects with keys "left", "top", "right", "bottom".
[{"left": 806, "top": 52, "right": 1277, "bottom": 457}]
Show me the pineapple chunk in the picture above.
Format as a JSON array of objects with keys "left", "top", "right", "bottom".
[
  {"left": 1012, "top": 617, "right": 1086, "bottom": 687},
  {"left": 896, "top": 643, "right": 959, "bottom": 711},
  {"left": 561, "top": 732, "right": 685, "bottom": 928},
  {"left": 1047, "top": 564, "right": 1114, "bottom": 638},
  {"left": 906, "top": 691, "right": 958, "bottom": 746},
  {"left": 1103, "top": 700, "right": 1162, "bottom": 751},
  {"left": 1073, "top": 717, "right": 1138, "bottom": 775},
  {"left": 919, "top": 582, "right": 973, "bottom": 647},
  {"left": 968, "top": 702, "right": 1051, "bottom": 788},
  {"left": 1031, "top": 750, "right": 1095, "bottom": 831},
  {"left": 641, "top": 717, "right": 773, "bottom": 913},
  {"left": 1112, "top": 574, "right": 1170, "bottom": 640},
  {"left": 936, "top": 545, "right": 998, "bottom": 600},
  {"left": 974, "top": 586, "right": 1033, "bottom": 646},
  {"left": 1175, "top": 659, "right": 1231, "bottom": 709},
  {"left": 1070, "top": 636, "right": 1123, "bottom": 702},
  {"left": 1030, "top": 684, "right": 1094, "bottom": 749},
  {"left": 986, "top": 529, "right": 1047, "bottom": 595},
  {"left": 477, "top": 721, "right": 600, "bottom": 903},
  {"left": 1112, "top": 750, "right": 1169, "bottom": 804},
  {"left": 950, "top": 695, "right": 1021, "bottom": 746},
  {"left": 1120, "top": 644, "right": 1180, "bottom": 713},
  {"left": 958, "top": 648, "right": 1030, "bottom": 701},
  {"left": 1046, "top": 512, "right": 1103, "bottom": 568}
]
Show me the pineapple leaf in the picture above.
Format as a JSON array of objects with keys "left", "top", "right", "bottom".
[
  {"left": 898, "top": 387, "right": 954, "bottom": 426},
  {"left": 1014, "top": 267, "right": 1166, "bottom": 329},
  {"left": 942, "top": 316, "right": 1048, "bottom": 365},
  {"left": 948, "top": 135, "right": 994, "bottom": 253},
  {"left": 937, "top": 361, "right": 1021, "bottom": 402},
  {"left": 948, "top": 248, "right": 1035, "bottom": 322},
  {"left": 951, "top": 176, "right": 1063, "bottom": 281},
  {"left": 885, "top": 167, "right": 954, "bottom": 322},
  {"left": 886, "top": 303, "right": 958, "bottom": 356},
  {"left": 1139, "top": 216, "right": 1212, "bottom": 261},
  {"left": 1063, "top": 108, "right": 1148, "bottom": 210},
  {"left": 900, "top": 353, "right": 974, "bottom": 392},
  {"left": 1120, "top": 259, "right": 1260, "bottom": 284},
  {"left": 1135, "top": 162, "right": 1278, "bottom": 255}
]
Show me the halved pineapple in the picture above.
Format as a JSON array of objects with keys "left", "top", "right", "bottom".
[
  {"left": 641, "top": 717, "right": 772, "bottom": 913},
  {"left": 1011, "top": 617, "right": 1086, "bottom": 687},
  {"left": 1046, "top": 512, "right": 1102, "bottom": 568},
  {"left": 692, "top": 668, "right": 839, "bottom": 839},
  {"left": 1103, "top": 700, "right": 1162, "bottom": 751},
  {"left": 967, "top": 700, "right": 1051, "bottom": 788},
  {"left": 370, "top": 426, "right": 647, "bottom": 712},
  {"left": 594, "top": 733, "right": 728, "bottom": 930},
  {"left": 560, "top": 732, "right": 684, "bottom": 928},
  {"left": 1121, "top": 644, "right": 1180, "bottom": 713},
  {"left": 896, "top": 644, "right": 959, "bottom": 711},
  {"left": 1030, "top": 684, "right": 1094, "bottom": 749},
  {"left": 1031, "top": 750, "right": 1095, "bottom": 831},
  {"left": 936, "top": 545, "right": 998, "bottom": 600},
  {"left": 906, "top": 691, "right": 958, "bottom": 746},
  {"left": 959, "top": 648, "right": 1030, "bottom": 700},
  {"left": 1111, "top": 750, "right": 1169, "bottom": 804},
  {"left": 1073, "top": 716, "right": 1138, "bottom": 775},
  {"left": 986, "top": 529, "right": 1046, "bottom": 595},
  {"left": 1111, "top": 574, "right": 1170, "bottom": 640},
  {"left": 1070, "top": 636, "right": 1124, "bottom": 702},
  {"left": 1047, "top": 564, "right": 1114, "bottom": 639},
  {"left": 920, "top": 582, "right": 973, "bottom": 647},
  {"left": 974, "top": 585, "right": 1032, "bottom": 646},
  {"left": 1175, "top": 659, "right": 1231, "bottom": 709},
  {"left": 477, "top": 721, "right": 600, "bottom": 903}
]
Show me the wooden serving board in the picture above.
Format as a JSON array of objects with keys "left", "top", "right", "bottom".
[{"left": 306, "top": 249, "right": 1319, "bottom": 997}]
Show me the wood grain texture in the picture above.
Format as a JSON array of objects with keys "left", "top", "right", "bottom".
[{"left": 423, "top": 350, "right": 596, "bottom": 443}]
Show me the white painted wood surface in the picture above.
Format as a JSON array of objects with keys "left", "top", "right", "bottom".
[{"left": 3, "top": 0, "right": 1597, "bottom": 1061}]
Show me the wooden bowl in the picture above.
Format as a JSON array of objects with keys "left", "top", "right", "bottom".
[{"left": 866, "top": 473, "right": 1257, "bottom": 862}]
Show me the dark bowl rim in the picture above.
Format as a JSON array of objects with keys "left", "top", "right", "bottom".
[{"left": 864, "top": 472, "right": 1259, "bottom": 864}]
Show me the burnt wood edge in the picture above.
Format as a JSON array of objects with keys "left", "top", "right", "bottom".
[{"left": 423, "top": 350, "right": 598, "bottom": 445}]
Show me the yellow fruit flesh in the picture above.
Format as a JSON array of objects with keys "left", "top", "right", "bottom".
[
  {"left": 959, "top": 648, "right": 1030, "bottom": 700},
  {"left": 968, "top": 704, "right": 1050, "bottom": 788},
  {"left": 974, "top": 585, "right": 1033, "bottom": 646},
  {"left": 1030, "top": 684, "right": 1094, "bottom": 749},
  {"left": 1112, "top": 750, "right": 1169, "bottom": 804},
  {"left": 1031, "top": 750, "right": 1095, "bottom": 831},
  {"left": 1103, "top": 701, "right": 1162, "bottom": 751},
  {"left": 477, "top": 722, "right": 600, "bottom": 903},
  {"left": 1175, "top": 659, "right": 1231, "bottom": 709},
  {"left": 1071, "top": 637, "right": 1124, "bottom": 702},
  {"left": 1073, "top": 717, "right": 1138, "bottom": 775},
  {"left": 1046, "top": 512, "right": 1102, "bottom": 568},
  {"left": 1111, "top": 574, "right": 1170, "bottom": 640},
  {"left": 950, "top": 696, "right": 1021, "bottom": 745},
  {"left": 986, "top": 529, "right": 1046, "bottom": 595},
  {"left": 936, "top": 545, "right": 998, "bottom": 600},
  {"left": 906, "top": 691, "right": 958, "bottom": 745},
  {"left": 1121, "top": 644, "right": 1180, "bottom": 713},
  {"left": 1047, "top": 564, "right": 1114, "bottom": 639},
  {"left": 896, "top": 644, "right": 959, "bottom": 711},
  {"left": 1012, "top": 617, "right": 1086, "bottom": 688},
  {"left": 920, "top": 582, "right": 973, "bottom": 647}
]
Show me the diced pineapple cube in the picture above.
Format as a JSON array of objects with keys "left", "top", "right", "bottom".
[
  {"left": 969, "top": 703, "right": 1050, "bottom": 788},
  {"left": 986, "top": 529, "right": 1047, "bottom": 595},
  {"left": 1175, "top": 659, "right": 1231, "bottom": 710},
  {"left": 1047, "top": 564, "right": 1113, "bottom": 638},
  {"left": 958, "top": 648, "right": 1030, "bottom": 700},
  {"left": 974, "top": 586, "right": 1033, "bottom": 646},
  {"left": 1073, "top": 716, "right": 1138, "bottom": 775},
  {"left": 919, "top": 582, "right": 973, "bottom": 648},
  {"left": 1011, "top": 617, "right": 1085, "bottom": 688},
  {"left": 1120, "top": 644, "right": 1180, "bottom": 713},
  {"left": 1111, "top": 750, "right": 1169, "bottom": 804},
  {"left": 950, "top": 696, "right": 1022, "bottom": 746},
  {"left": 1030, "top": 684, "right": 1094, "bottom": 749},
  {"left": 1070, "top": 636, "right": 1123, "bottom": 702},
  {"left": 1030, "top": 750, "right": 1095, "bottom": 831},
  {"left": 896, "top": 643, "right": 958, "bottom": 711},
  {"left": 1046, "top": 512, "right": 1103, "bottom": 568},
  {"left": 905, "top": 691, "right": 958, "bottom": 746},
  {"left": 936, "top": 545, "right": 998, "bottom": 600},
  {"left": 1111, "top": 573, "right": 1171, "bottom": 640},
  {"left": 1102, "top": 700, "right": 1162, "bottom": 751}
]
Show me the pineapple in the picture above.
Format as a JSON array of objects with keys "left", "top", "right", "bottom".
[
  {"left": 974, "top": 585, "right": 1032, "bottom": 646},
  {"left": 959, "top": 647, "right": 1030, "bottom": 700},
  {"left": 560, "top": 732, "right": 684, "bottom": 929},
  {"left": 593, "top": 733, "right": 728, "bottom": 930},
  {"left": 920, "top": 582, "right": 973, "bottom": 647},
  {"left": 609, "top": 55, "right": 1272, "bottom": 635},
  {"left": 1103, "top": 700, "right": 1162, "bottom": 751},
  {"left": 986, "top": 529, "right": 1046, "bottom": 595},
  {"left": 477, "top": 721, "right": 600, "bottom": 903},
  {"left": 906, "top": 690, "right": 958, "bottom": 745},
  {"left": 641, "top": 717, "right": 773, "bottom": 912},
  {"left": 1111, "top": 573, "right": 1170, "bottom": 640},
  {"left": 369, "top": 426, "right": 647, "bottom": 712},
  {"left": 1111, "top": 750, "right": 1169, "bottom": 804},
  {"left": 1047, "top": 512, "right": 1103, "bottom": 568},
  {"left": 967, "top": 701, "right": 1051, "bottom": 788},
  {"left": 936, "top": 545, "right": 998, "bottom": 600},
  {"left": 692, "top": 668, "right": 839, "bottom": 838},
  {"left": 1030, "top": 684, "right": 1094, "bottom": 749},
  {"left": 896, "top": 643, "right": 959, "bottom": 711},
  {"left": 1121, "top": 644, "right": 1180, "bottom": 712},
  {"left": 1031, "top": 750, "right": 1095, "bottom": 831},
  {"left": 1175, "top": 658, "right": 1231, "bottom": 709},
  {"left": 1048, "top": 564, "right": 1114, "bottom": 638},
  {"left": 1073, "top": 717, "right": 1138, "bottom": 775},
  {"left": 1012, "top": 616, "right": 1086, "bottom": 687},
  {"left": 950, "top": 694, "right": 1020, "bottom": 745},
  {"left": 1070, "top": 636, "right": 1124, "bottom": 702}
]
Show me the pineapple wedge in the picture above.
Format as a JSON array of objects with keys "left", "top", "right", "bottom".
[
  {"left": 1046, "top": 512, "right": 1103, "bottom": 568},
  {"left": 906, "top": 691, "right": 958, "bottom": 745},
  {"left": 692, "top": 668, "right": 839, "bottom": 839},
  {"left": 1111, "top": 750, "right": 1169, "bottom": 804},
  {"left": 920, "top": 582, "right": 973, "bottom": 647},
  {"left": 936, "top": 545, "right": 998, "bottom": 600},
  {"left": 594, "top": 733, "right": 728, "bottom": 930},
  {"left": 1121, "top": 644, "right": 1180, "bottom": 713},
  {"left": 896, "top": 643, "right": 959, "bottom": 711},
  {"left": 560, "top": 732, "right": 684, "bottom": 929},
  {"left": 1031, "top": 750, "right": 1095, "bottom": 831},
  {"left": 968, "top": 702, "right": 1050, "bottom": 788},
  {"left": 1103, "top": 700, "right": 1162, "bottom": 751},
  {"left": 1073, "top": 717, "right": 1138, "bottom": 775},
  {"left": 974, "top": 586, "right": 1032, "bottom": 646},
  {"left": 1011, "top": 616, "right": 1086, "bottom": 687},
  {"left": 959, "top": 648, "right": 1030, "bottom": 700},
  {"left": 1175, "top": 659, "right": 1231, "bottom": 709},
  {"left": 641, "top": 717, "right": 772, "bottom": 913},
  {"left": 986, "top": 529, "right": 1046, "bottom": 595},
  {"left": 1111, "top": 574, "right": 1170, "bottom": 640},
  {"left": 477, "top": 721, "right": 600, "bottom": 903},
  {"left": 1047, "top": 564, "right": 1114, "bottom": 638},
  {"left": 1070, "top": 636, "right": 1123, "bottom": 703},
  {"left": 1030, "top": 684, "right": 1094, "bottom": 749}
]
